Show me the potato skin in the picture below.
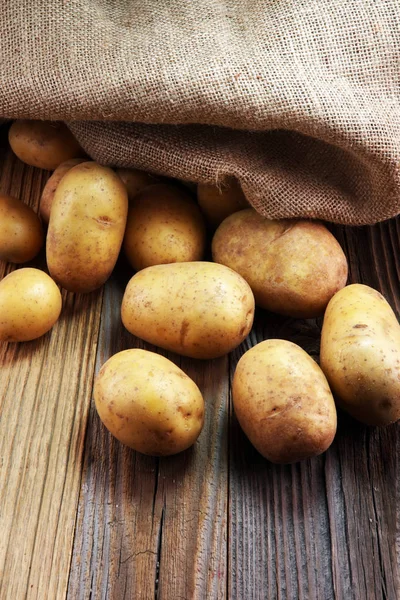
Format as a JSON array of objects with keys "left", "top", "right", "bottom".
[
  {"left": 40, "top": 158, "right": 86, "bottom": 223},
  {"left": 116, "top": 168, "right": 160, "bottom": 202},
  {"left": 233, "top": 339, "right": 337, "bottom": 463},
  {"left": 0, "top": 268, "right": 62, "bottom": 342},
  {"left": 94, "top": 349, "right": 205, "bottom": 456},
  {"left": 0, "top": 194, "right": 44, "bottom": 263},
  {"left": 8, "top": 120, "right": 84, "bottom": 170},
  {"left": 320, "top": 284, "right": 400, "bottom": 426},
  {"left": 212, "top": 209, "right": 348, "bottom": 318},
  {"left": 123, "top": 183, "right": 206, "bottom": 270},
  {"left": 121, "top": 261, "right": 255, "bottom": 359},
  {"left": 47, "top": 161, "right": 128, "bottom": 293},
  {"left": 197, "top": 178, "right": 248, "bottom": 229}
]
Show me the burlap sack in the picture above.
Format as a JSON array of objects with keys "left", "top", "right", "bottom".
[{"left": 1, "top": 1, "right": 399, "bottom": 225}]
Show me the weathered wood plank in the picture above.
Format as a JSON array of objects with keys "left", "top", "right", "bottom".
[
  {"left": 67, "top": 259, "right": 228, "bottom": 599},
  {"left": 228, "top": 221, "right": 399, "bottom": 600},
  {"left": 0, "top": 146, "right": 104, "bottom": 600}
]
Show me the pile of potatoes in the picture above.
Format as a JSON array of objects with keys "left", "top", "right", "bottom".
[{"left": 1, "top": 119, "right": 399, "bottom": 462}]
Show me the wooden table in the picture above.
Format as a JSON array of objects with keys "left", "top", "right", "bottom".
[{"left": 0, "top": 139, "right": 398, "bottom": 600}]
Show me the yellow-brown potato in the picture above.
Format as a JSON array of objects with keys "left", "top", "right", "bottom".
[
  {"left": 197, "top": 178, "right": 248, "bottom": 229},
  {"left": 47, "top": 161, "right": 128, "bottom": 293},
  {"left": 233, "top": 339, "right": 337, "bottom": 463},
  {"left": 40, "top": 158, "right": 86, "bottom": 223},
  {"left": 320, "top": 284, "right": 400, "bottom": 426},
  {"left": 116, "top": 168, "right": 160, "bottom": 202},
  {"left": 0, "top": 194, "right": 44, "bottom": 263},
  {"left": 0, "top": 268, "right": 62, "bottom": 342},
  {"left": 8, "top": 120, "right": 85, "bottom": 170},
  {"left": 212, "top": 209, "right": 348, "bottom": 318},
  {"left": 94, "top": 349, "right": 205, "bottom": 456},
  {"left": 123, "top": 183, "right": 206, "bottom": 270},
  {"left": 121, "top": 261, "right": 255, "bottom": 359}
]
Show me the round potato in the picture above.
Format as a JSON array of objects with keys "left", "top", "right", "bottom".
[
  {"left": 94, "top": 349, "right": 205, "bottom": 456},
  {"left": 40, "top": 158, "right": 86, "bottom": 223},
  {"left": 0, "top": 194, "right": 44, "bottom": 263},
  {"left": 197, "top": 178, "right": 248, "bottom": 229},
  {"left": 8, "top": 120, "right": 84, "bottom": 170},
  {"left": 233, "top": 339, "right": 337, "bottom": 463},
  {"left": 320, "top": 284, "right": 400, "bottom": 426},
  {"left": 123, "top": 183, "right": 206, "bottom": 270},
  {"left": 121, "top": 261, "right": 255, "bottom": 359},
  {"left": 47, "top": 161, "right": 128, "bottom": 293},
  {"left": 116, "top": 168, "right": 160, "bottom": 202},
  {"left": 0, "top": 268, "right": 62, "bottom": 342},
  {"left": 212, "top": 209, "right": 348, "bottom": 318}
]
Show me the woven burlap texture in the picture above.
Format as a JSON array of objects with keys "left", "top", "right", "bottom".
[{"left": 1, "top": 0, "right": 399, "bottom": 224}]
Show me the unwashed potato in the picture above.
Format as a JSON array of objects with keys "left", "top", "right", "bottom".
[
  {"left": 0, "top": 268, "right": 62, "bottom": 342},
  {"left": 40, "top": 158, "right": 86, "bottom": 223},
  {"left": 47, "top": 161, "right": 128, "bottom": 293},
  {"left": 197, "top": 178, "right": 248, "bottom": 229},
  {"left": 212, "top": 209, "right": 348, "bottom": 318},
  {"left": 94, "top": 349, "right": 205, "bottom": 456},
  {"left": 121, "top": 261, "right": 255, "bottom": 359},
  {"left": 123, "top": 183, "right": 206, "bottom": 270},
  {"left": 320, "top": 284, "right": 400, "bottom": 426},
  {"left": 8, "top": 120, "right": 85, "bottom": 170},
  {"left": 0, "top": 194, "right": 44, "bottom": 263},
  {"left": 116, "top": 168, "right": 161, "bottom": 202},
  {"left": 233, "top": 339, "right": 337, "bottom": 463}
]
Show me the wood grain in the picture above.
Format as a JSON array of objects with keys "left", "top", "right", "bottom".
[
  {"left": 0, "top": 145, "right": 104, "bottom": 599},
  {"left": 67, "top": 258, "right": 228, "bottom": 599}
]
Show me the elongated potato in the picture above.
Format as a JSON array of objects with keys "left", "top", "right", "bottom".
[
  {"left": 197, "top": 178, "right": 248, "bottom": 229},
  {"left": 123, "top": 183, "right": 206, "bottom": 270},
  {"left": 47, "top": 161, "right": 128, "bottom": 293},
  {"left": 233, "top": 340, "right": 337, "bottom": 463},
  {"left": 0, "top": 194, "right": 44, "bottom": 263},
  {"left": 121, "top": 262, "right": 255, "bottom": 359},
  {"left": 320, "top": 284, "right": 400, "bottom": 426},
  {"left": 94, "top": 349, "right": 204, "bottom": 456},
  {"left": 9, "top": 120, "right": 84, "bottom": 170},
  {"left": 40, "top": 158, "right": 86, "bottom": 223},
  {"left": 212, "top": 209, "right": 348, "bottom": 318}
]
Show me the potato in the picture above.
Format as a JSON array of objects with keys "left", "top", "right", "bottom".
[
  {"left": 121, "top": 261, "right": 255, "bottom": 359},
  {"left": 47, "top": 161, "right": 128, "bottom": 293},
  {"left": 212, "top": 209, "right": 348, "bottom": 318},
  {"left": 320, "top": 284, "right": 400, "bottom": 426},
  {"left": 197, "top": 178, "right": 248, "bottom": 229},
  {"left": 94, "top": 349, "right": 205, "bottom": 456},
  {"left": 233, "top": 339, "right": 337, "bottom": 463},
  {"left": 8, "top": 120, "right": 84, "bottom": 170},
  {"left": 0, "top": 194, "right": 44, "bottom": 263},
  {"left": 123, "top": 183, "right": 206, "bottom": 270},
  {"left": 40, "top": 158, "right": 86, "bottom": 223},
  {"left": 116, "top": 168, "right": 160, "bottom": 202},
  {"left": 0, "top": 268, "right": 62, "bottom": 342}
]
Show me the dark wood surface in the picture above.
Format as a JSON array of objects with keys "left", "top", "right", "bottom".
[{"left": 0, "top": 140, "right": 398, "bottom": 599}]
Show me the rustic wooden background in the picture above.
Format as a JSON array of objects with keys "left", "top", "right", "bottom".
[{"left": 0, "top": 133, "right": 398, "bottom": 600}]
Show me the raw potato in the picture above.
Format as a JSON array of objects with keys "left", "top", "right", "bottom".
[
  {"left": 47, "top": 161, "right": 128, "bottom": 293},
  {"left": 8, "top": 120, "right": 84, "bottom": 170},
  {"left": 123, "top": 183, "right": 206, "bottom": 270},
  {"left": 197, "top": 178, "right": 248, "bottom": 229},
  {"left": 233, "top": 339, "right": 337, "bottom": 464},
  {"left": 116, "top": 168, "right": 160, "bottom": 202},
  {"left": 212, "top": 209, "right": 348, "bottom": 318},
  {"left": 40, "top": 158, "right": 86, "bottom": 223},
  {"left": 0, "top": 194, "right": 44, "bottom": 263},
  {"left": 121, "top": 261, "right": 255, "bottom": 359},
  {"left": 0, "top": 268, "right": 62, "bottom": 342},
  {"left": 94, "top": 349, "right": 205, "bottom": 456},
  {"left": 320, "top": 284, "right": 400, "bottom": 426}
]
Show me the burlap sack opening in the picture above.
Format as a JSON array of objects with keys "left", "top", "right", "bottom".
[{"left": 1, "top": 0, "right": 399, "bottom": 225}]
